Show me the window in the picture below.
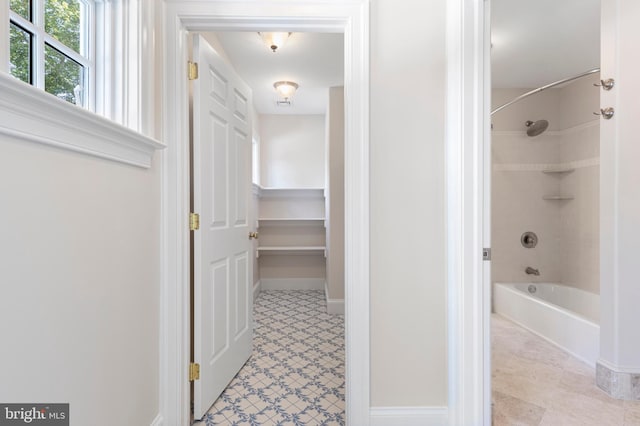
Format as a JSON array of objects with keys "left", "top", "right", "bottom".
[
  {"left": 9, "top": 0, "right": 94, "bottom": 108},
  {"left": 252, "top": 137, "right": 260, "bottom": 185}
]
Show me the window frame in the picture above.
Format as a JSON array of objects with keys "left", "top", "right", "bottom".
[
  {"left": 8, "top": 0, "right": 96, "bottom": 109},
  {"left": 0, "top": 0, "right": 164, "bottom": 168}
]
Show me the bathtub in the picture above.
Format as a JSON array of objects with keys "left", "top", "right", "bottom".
[{"left": 493, "top": 282, "right": 599, "bottom": 366}]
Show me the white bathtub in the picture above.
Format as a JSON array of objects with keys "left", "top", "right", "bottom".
[{"left": 493, "top": 282, "right": 599, "bottom": 366}]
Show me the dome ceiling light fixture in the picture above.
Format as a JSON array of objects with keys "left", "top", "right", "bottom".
[
  {"left": 258, "top": 32, "right": 292, "bottom": 53},
  {"left": 273, "top": 81, "right": 299, "bottom": 106}
]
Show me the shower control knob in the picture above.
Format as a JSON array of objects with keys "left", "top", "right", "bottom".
[
  {"left": 594, "top": 78, "right": 615, "bottom": 91},
  {"left": 594, "top": 107, "right": 615, "bottom": 120}
]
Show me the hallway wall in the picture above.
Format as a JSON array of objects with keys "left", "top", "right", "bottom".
[
  {"left": 370, "top": 0, "right": 447, "bottom": 407},
  {"left": 0, "top": 136, "right": 160, "bottom": 426}
]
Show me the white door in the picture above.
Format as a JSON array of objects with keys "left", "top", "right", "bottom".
[{"left": 192, "top": 34, "right": 253, "bottom": 420}]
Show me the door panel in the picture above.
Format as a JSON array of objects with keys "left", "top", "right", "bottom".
[{"left": 193, "top": 34, "right": 253, "bottom": 420}]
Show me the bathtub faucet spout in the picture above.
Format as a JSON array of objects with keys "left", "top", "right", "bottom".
[{"left": 525, "top": 266, "right": 540, "bottom": 276}]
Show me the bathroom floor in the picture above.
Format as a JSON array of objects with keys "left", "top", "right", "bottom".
[
  {"left": 492, "top": 314, "right": 640, "bottom": 425},
  {"left": 193, "top": 290, "right": 345, "bottom": 425}
]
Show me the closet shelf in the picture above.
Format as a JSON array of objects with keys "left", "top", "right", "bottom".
[
  {"left": 542, "top": 195, "right": 574, "bottom": 200},
  {"left": 258, "top": 218, "right": 326, "bottom": 227},
  {"left": 257, "top": 187, "right": 325, "bottom": 199},
  {"left": 257, "top": 246, "right": 326, "bottom": 258}
]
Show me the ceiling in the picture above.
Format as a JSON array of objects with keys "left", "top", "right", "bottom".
[
  {"left": 211, "top": 31, "right": 344, "bottom": 115},
  {"left": 211, "top": 2, "right": 600, "bottom": 111},
  {"left": 491, "top": 0, "right": 600, "bottom": 89}
]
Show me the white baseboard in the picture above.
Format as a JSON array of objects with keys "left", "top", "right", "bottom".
[
  {"left": 324, "top": 281, "right": 345, "bottom": 314},
  {"left": 370, "top": 407, "right": 448, "bottom": 426},
  {"left": 253, "top": 280, "right": 262, "bottom": 303},
  {"left": 260, "top": 278, "right": 325, "bottom": 291},
  {"left": 150, "top": 413, "right": 163, "bottom": 426},
  {"left": 326, "top": 298, "right": 345, "bottom": 315}
]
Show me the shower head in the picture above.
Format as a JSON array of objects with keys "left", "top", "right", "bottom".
[{"left": 525, "top": 120, "right": 549, "bottom": 137}]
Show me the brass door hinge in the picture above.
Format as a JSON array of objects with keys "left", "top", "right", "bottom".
[
  {"left": 189, "top": 212, "right": 200, "bottom": 231},
  {"left": 188, "top": 61, "right": 199, "bottom": 80},
  {"left": 189, "top": 362, "right": 200, "bottom": 381}
]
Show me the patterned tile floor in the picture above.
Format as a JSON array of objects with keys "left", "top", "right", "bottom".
[
  {"left": 194, "top": 290, "right": 345, "bottom": 426},
  {"left": 492, "top": 314, "right": 640, "bottom": 425}
]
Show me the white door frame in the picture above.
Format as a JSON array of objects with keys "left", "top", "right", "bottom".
[
  {"left": 158, "top": 1, "right": 370, "bottom": 425},
  {"left": 446, "top": 0, "right": 491, "bottom": 424}
]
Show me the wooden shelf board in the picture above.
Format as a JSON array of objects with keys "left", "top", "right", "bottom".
[
  {"left": 542, "top": 195, "right": 574, "bottom": 200},
  {"left": 257, "top": 246, "right": 326, "bottom": 258},
  {"left": 542, "top": 168, "right": 575, "bottom": 174}
]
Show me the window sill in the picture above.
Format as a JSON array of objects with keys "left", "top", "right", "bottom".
[{"left": 0, "top": 72, "right": 165, "bottom": 168}]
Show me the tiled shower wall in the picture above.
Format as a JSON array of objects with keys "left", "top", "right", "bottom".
[{"left": 491, "top": 73, "right": 600, "bottom": 294}]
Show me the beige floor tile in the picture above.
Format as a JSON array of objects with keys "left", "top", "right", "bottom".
[
  {"left": 492, "top": 369, "right": 559, "bottom": 408},
  {"left": 492, "top": 314, "right": 630, "bottom": 426},
  {"left": 549, "top": 386, "right": 624, "bottom": 425},
  {"left": 559, "top": 367, "right": 625, "bottom": 407},
  {"left": 538, "top": 408, "right": 620, "bottom": 426},
  {"left": 624, "top": 401, "right": 640, "bottom": 425},
  {"left": 492, "top": 390, "right": 546, "bottom": 426}
]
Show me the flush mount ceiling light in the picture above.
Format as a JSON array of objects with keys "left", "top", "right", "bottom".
[
  {"left": 258, "top": 32, "right": 292, "bottom": 53},
  {"left": 273, "top": 81, "right": 299, "bottom": 101}
]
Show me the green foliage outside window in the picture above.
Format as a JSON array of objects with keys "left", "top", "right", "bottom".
[
  {"left": 9, "top": 0, "right": 85, "bottom": 106},
  {"left": 10, "top": 24, "right": 31, "bottom": 84},
  {"left": 45, "top": 0, "right": 81, "bottom": 53},
  {"left": 9, "top": 0, "right": 30, "bottom": 20}
]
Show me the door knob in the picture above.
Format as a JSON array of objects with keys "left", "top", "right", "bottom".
[{"left": 248, "top": 232, "right": 259, "bottom": 240}]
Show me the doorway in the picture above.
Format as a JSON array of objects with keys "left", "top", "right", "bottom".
[
  {"left": 488, "top": 0, "right": 610, "bottom": 424},
  {"left": 159, "top": 2, "right": 370, "bottom": 425},
  {"left": 189, "top": 30, "right": 346, "bottom": 422}
]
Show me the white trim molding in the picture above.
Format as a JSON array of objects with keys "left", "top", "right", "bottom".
[
  {"left": 370, "top": 406, "right": 448, "bottom": 426},
  {"left": 150, "top": 414, "right": 163, "bottom": 426},
  {"left": 159, "top": 2, "right": 370, "bottom": 425},
  {"left": 0, "top": 73, "right": 164, "bottom": 168},
  {"left": 326, "top": 298, "right": 345, "bottom": 315},
  {"left": 253, "top": 280, "right": 262, "bottom": 303},
  {"left": 324, "top": 281, "right": 345, "bottom": 315},
  {"left": 446, "top": 0, "right": 491, "bottom": 424}
]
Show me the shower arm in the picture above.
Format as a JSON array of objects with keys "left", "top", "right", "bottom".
[{"left": 491, "top": 68, "right": 600, "bottom": 116}]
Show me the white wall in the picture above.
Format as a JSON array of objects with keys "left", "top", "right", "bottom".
[
  {"left": 370, "top": 0, "right": 447, "bottom": 407},
  {"left": 0, "top": 136, "right": 160, "bottom": 426},
  {"left": 599, "top": 0, "right": 640, "bottom": 375},
  {"left": 259, "top": 114, "right": 325, "bottom": 188},
  {"left": 491, "top": 74, "right": 600, "bottom": 294}
]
